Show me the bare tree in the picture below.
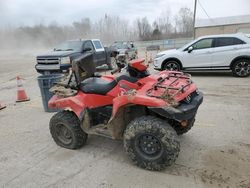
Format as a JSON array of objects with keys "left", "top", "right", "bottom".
[
  {"left": 73, "top": 18, "right": 91, "bottom": 37},
  {"left": 0, "top": 6, "right": 195, "bottom": 51},
  {"left": 174, "top": 7, "right": 193, "bottom": 36},
  {"left": 156, "top": 8, "right": 174, "bottom": 36},
  {"left": 93, "top": 14, "right": 133, "bottom": 43},
  {"left": 136, "top": 17, "right": 152, "bottom": 40},
  {"left": 152, "top": 22, "right": 161, "bottom": 40}
]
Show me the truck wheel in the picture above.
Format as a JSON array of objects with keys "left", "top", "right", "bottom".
[
  {"left": 232, "top": 59, "right": 250, "bottom": 77},
  {"left": 123, "top": 116, "right": 180, "bottom": 171},
  {"left": 172, "top": 118, "right": 195, "bottom": 135},
  {"left": 49, "top": 111, "right": 88, "bottom": 149},
  {"left": 108, "top": 57, "right": 118, "bottom": 70}
]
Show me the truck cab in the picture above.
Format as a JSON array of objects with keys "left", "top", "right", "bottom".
[{"left": 35, "top": 39, "right": 110, "bottom": 74}]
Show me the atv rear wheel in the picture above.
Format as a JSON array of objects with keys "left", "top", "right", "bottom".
[
  {"left": 49, "top": 111, "right": 88, "bottom": 149},
  {"left": 123, "top": 116, "right": 180, "bottom": 171}
]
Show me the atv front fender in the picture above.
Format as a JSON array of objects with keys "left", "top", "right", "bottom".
[
  {"left": 110, "top": 93, "right": 166, "bottom": 121},
  {"left": 148, "top": 91, "right": 203, "bottom": 121}
]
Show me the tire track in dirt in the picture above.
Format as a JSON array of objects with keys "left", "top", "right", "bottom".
[{"left": 164, "top": 142, "right": 250, "bottom": 187}]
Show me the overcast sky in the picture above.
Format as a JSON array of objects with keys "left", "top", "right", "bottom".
[{"left": 0, "top": 0, "right": 249, "bottom": 27}]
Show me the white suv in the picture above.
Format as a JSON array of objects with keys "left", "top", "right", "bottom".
[{"left": 154, "top": 33, "right": 250, "bottom": 77}]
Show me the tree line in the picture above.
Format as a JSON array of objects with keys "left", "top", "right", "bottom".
[{"left": 0, "top": 7, "right": 193, "bottom": 50}]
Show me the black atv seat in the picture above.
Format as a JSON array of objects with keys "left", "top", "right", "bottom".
[{"left": 80, "top": 75, "right": 138, "bottom": 95}]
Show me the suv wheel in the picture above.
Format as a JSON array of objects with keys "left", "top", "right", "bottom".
[
  {"left": 232, "top": 59, "right": 250, "bottom": 77},
  {"left": 163, "top": 61, "right": 181, "bottom": 71}
]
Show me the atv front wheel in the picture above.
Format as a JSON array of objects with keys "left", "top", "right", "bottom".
[
  {"left": 49, "top": 111, "right": 88, "bottom": 149},
  {"left": 123, "top": 116, "right": 180, "bottom": 171}
]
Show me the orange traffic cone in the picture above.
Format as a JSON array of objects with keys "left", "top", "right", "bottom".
[
  {"left": 16, "top": 76, "right": 30, "bottom": 102},
  {"left": 0, "top": 102, "right": 6, "bottom": 110}
]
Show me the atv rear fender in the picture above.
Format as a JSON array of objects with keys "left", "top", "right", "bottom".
[
  {"left": 48, "top": 92, "right": 113, "bottom": 118},
  {"left": 48, "top": 95, "right": 86, "bottom": 117}
]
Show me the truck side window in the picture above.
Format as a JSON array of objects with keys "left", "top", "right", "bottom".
[
  {"left": 93, "top": 41, "right": 103, "bottom": 49},
  {"left": 84, "top": 41, "right": 94, "bottom": 51}
]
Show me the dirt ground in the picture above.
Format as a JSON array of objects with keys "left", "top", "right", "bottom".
[{"left": 0, "top": 52, "right": 250, "bottom": 188}]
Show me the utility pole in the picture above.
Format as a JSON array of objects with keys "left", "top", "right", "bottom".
[{"left": 193, "top": 0, "right": 197, "bottom": 39}]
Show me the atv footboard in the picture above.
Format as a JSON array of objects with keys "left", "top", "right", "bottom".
[{"left": 148, "top": 91, "right": 203, "bottom": 121}]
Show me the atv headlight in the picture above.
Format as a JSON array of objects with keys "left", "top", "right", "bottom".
[{"left": 60, "top": 57, "right": 70, "bottom": 64}]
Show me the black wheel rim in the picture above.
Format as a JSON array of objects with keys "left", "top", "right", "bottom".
[
  {"left": 135, "top": 134, "right": 163, "bottom": 158},
  {"left": 55, "top": 124, "right": 73, "bottom": 145},
  {"left": 165, "top": 62, "right": 179, "bottom": 71},
  {"left": 235, "top": 61, "right": 250, "bottom": 76}
]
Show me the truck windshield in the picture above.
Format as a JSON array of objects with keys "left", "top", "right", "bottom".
[
  {"left": 54, "top": 41, "right": 83, "bottom": 52},
  {"left": 111, "top": 42, "right": 128, "bottom": 49}
]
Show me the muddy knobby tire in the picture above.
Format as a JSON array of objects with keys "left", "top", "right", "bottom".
[
  {"left": 123, "top": 116, "right": 180, "bottom": 171},
  {"left": 49, "top": 111, "right": 88, "bottom": 149}
]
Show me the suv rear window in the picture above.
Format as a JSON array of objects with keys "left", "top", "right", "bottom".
[{"left": 214, "top": 37, "right": 245, "bottom": 47}]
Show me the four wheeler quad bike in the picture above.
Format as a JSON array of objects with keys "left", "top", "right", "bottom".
[{"left": 48, "top": 52, "right": 203, "bottom": 171}]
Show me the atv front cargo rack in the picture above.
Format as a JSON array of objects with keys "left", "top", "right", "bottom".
[{"left": 146, "top": 72, "right": 192, "bottom": 101}]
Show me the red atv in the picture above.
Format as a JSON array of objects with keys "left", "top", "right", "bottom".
[{"left": 48, "top": 53, "right": 203, "bottom": 171}]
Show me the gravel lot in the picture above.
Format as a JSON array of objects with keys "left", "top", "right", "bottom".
[{"left": 0, "top": 52, "right": 250, "bottom": 188}]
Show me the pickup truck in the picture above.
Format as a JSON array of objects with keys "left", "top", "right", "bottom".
[
  {"left": 35, "top": 39, "right": 116, "bottom": 74},
  {"left": 110, "top": 41, "right": 137, "bottom": 62}
]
